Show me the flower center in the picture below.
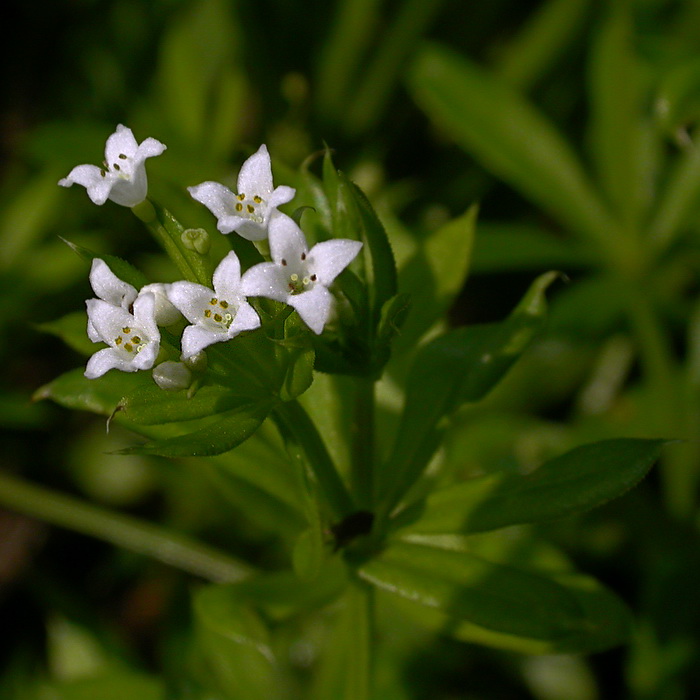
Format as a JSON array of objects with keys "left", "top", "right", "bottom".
[
  {"left": 101, "top": 153, "right": 132, "bottom": 180},
  {"left": 282, "top": 251, "right": 317, "bottom": 295},
  {"left": 233, "top": 192, "right": 265, "bottom": 224},
  {"left": 203, "top": 297, "right": 235, "bottom": 330},
  {"left": 113, "top": 325, "right": 147, "bottom": 356}
]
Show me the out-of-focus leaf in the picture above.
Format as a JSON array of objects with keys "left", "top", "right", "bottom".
[
  {"left": 408, "top": 44, "right": 617, "bottom": 247},
  {"left": 396, "top": 438, "right": 666, "bottom": 535},
  {"left": 398, "top": 205, "right": 476, "bottom": 346},
  {"left": 37, "top": 671, "right": 164, "bottom": 700},
  {"left": 378, "top": 271, "right": 559, "bottom": 511},
  {"left": 588, "top": 3, "right": 650, "bottom": 229},
  {"left": 193, "top": 584, "right": 277, "bottom": 700},
  {"left": 292, "top": 527, "right": 324, "bottom": 581},
  {"left": 311, "top": 584, "right": 372, "bottom": 700},
  {"left": 359, "top": 541, "right": 585, "bottom": 642},
  {"left": 117, "top": 399, "right": 275, "bottom": 457},
  {"left": 495, "top": 0, "right": 591, "bottom": 90},
  {"left": 36, "top": 311, "right": 95, "bottom": 356}
]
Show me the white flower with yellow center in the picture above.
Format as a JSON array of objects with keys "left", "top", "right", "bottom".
[
  {"left": 188, "top": 144, "right": 295, "bottom": 241},
  {"left": 241, "top": 214, "right": 362, "bottom": 334},
  {"left": 167, "top": 251, "right": 261, "bottom": 358},
  {"left": 85, "top": 293, "right": 161, "bottom": 378},
  {"left": 59, "top": 124, "right": 166, "bottom": 207}
]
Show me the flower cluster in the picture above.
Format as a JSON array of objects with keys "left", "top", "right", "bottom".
[{"left": 62, "top": 126, "right": 363, "bottom": 386}]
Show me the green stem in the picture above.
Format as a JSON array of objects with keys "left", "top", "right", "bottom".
[
  {"left": 274, "top": 400, "right": 355, "bottom": 519},
  {"left": 351, "top": 377, "right": 375, "bottom": 509},
  {"left": 344, "top": 581, "right": 373, "bottom": 700},
  {"left": 0, "top": 471, "right": 253, "bottom": 583}
]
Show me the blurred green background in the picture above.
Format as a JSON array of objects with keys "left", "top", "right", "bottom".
[{"left": 3, "top": 0, "right": 700, "bottom": 697}]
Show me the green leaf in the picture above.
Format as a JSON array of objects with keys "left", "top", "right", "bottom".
[
  {"left": 360, "top": 540, "right": 585, "bottom": 642},
  {"left": 119, "top": 383, "right": 256, "bottom": 425},
  {"left": 59, "top": 238, "right": 150, "bottom": 289},
  {"left": 36, "top": 311, "right": 95, "bottom": 356},
  {"left": 397, "top": 204, "right": 476, "bottom": 347},
  {"left": 193, "top": 583, "right": 277, "bottom": 700},
  {"left": 587, "top": 2, "right": 650, "bottom": 230},
  {"left": 292, "top": 527, "right": 324, "bottom": 581},
  {"left": 34, "top": 368, "right": 150, "bottom": 416},
  {"left": 397, "top": 438, "right": 667, "bottom": 535},
  {"left": 408, "top": 43, "right": 617, "bottom": 247},
  {"left": 38, "top": 671, "right": 164, "bottom": 700},
  {"left": 378, "top": 271, "right": 559, "bottom": 511},
  {"left": 311, "top": 584, "right": 373, "bottom": 700},
  {"left": 117, "top": 400, "right": 274, "bottom": 457}
]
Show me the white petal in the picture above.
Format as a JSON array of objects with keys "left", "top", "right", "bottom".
[
  {"left": 181, "top": 325, "right": 227, "bottom": 358},
  {"left": 309, "top": 239, "right": 363, "bottom": 286},
  {"left": 241, "top": 262, "right": 288, "bottom": 302},
  {"left": 134, "top": 137, "right": 167, "bottom": 162},
  {"left": 90, "top": 259, "right": 137, "bottom": 308},
  {"left": 140, "top": 283, "right": 181, "bottom": 326},
  {"left": 289, "top": 285, "right": 333, "bottom": 335},
  {"left": 230, "top": 219, "right": 268, "bottom": 241},
  {"left": 132, "top": 339, "right": 159, "bottom": 370},
  {"left": 59, "top": 164, "right": 104, "bottom": 188},
  {"left": 132, "top": 293, "right": 160, "bottom": 342},
  {"left": 268, "top": 214, "right": 308, "bottom": 265},
  {"left": 188, "top": 181, "right": 235, "bottom": 221},
  {"left": 237, "top": 144, "right": 273, "bottom": 195},
  {"left": 212, "top": 251, "right": 242, "bottom": 300},
  {"left": 167, "top": 281, "right": 214, "bottom": 325},
  {"left": 87, "top": 319, "right": 101, "bottom": 343},
  {"left": 86, "top": 299, "right": 135, "bottom": 343},
  {"left": 228, "top": 300, "right": 261, "bottom": 335},
  {"left": 268, "top": 185, "right": 296, "bottom": 208},
  {"left": 105, "top": 124, "right": 139, "bottom": 163},
  {"left": 85, "top": 347, "right": 133, "bottom": 378}
]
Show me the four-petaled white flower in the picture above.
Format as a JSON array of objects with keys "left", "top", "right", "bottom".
[
  {"left": 85, "top": 294, "right": 161, "bottom": 379},
  {"left": 167, "top": 252, "right": 261, "bottom": 358},
  {"left": 59, "top": 124, "right": 166, "bottom": 207},
  {"left": 188, "top": 144, "right": 295, "bottom": 241},
  {"left": 242, "top": 214, "right": 362, "bottom": 334}
]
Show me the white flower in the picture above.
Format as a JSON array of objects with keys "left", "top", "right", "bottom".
[
  {"left": 241, "top": 214, "right": 362, "bottom": 334},
  {"left": 140, "top": 283, "right": 181, "bottom": 326},
  {"left": 59, "top": 124, "right": 166, "bottom": 207},
  {"left": 188, "top": 144, "right": 295, "bottom": 241},
  {"left": 85, "top": 294, "right": 161, "bottom": 378},
  {"left": 167, "top": 251, "right": 261, "bottom": 358}
]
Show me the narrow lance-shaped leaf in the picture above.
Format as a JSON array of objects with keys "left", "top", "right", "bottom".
[
  {"left": 407, "top": 44, "right": 619, "bottom": 250},
  {"left": 117, "top": 399, "right": 275, "bottom": 458},
  {"left": 378, "top": 271, "right": 559, "bottom": 512},
  {"left": 396, "top": 438, "right": 668, "bottom": 535},
  {"left": 193, "top": 584, "right": 278, "bottom": 700},
  {"left": 359, "top": 540, "right": 586, "bottom": 642}
]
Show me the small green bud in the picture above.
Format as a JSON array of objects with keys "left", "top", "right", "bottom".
[{"left": 181, "top": 228, "right": 211, "bottom": 255}]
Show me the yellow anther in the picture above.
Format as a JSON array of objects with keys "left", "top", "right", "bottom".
[
  {"left": 253, "top": 196, "right": 262, "bottom": 203},
  {"left": 122, "top": 327, "right": 131, "bottom": 334},
  {"left": 210, "top": 297, "right": 218, "bottom": 305},
  {"left": 235, "top": 202, "right": 243, "bottom": 212},
  {"left": 214, "top": 313, "right": 222, "bottom": 323},
  {"left": 247, "top": 204, "right": 255, "bottom": 214},
  {"left": 219, "top": 300, "right": 229, "bottom": 309},
  {"left": 204, "top": 309, "right": 212, "bottom": 318},
  {"left": 131, "top": 335, "right": 141, "bottom": 344},
  {"left": 115, "top": 336, "right": 122, "bottom": 345},
  {"left": 124, "top": 343, "right": 133, "bottom": 353},
  {"left": 237, "top": 193, "right": 245, "bottom": 201}
]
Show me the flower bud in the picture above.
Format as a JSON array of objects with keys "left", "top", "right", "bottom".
[
  {"left": 181, "top": 228, "right": 211, "bottom": 255},
  {"left": 152, "top": 361, "right": 192, "bottom": 391}
]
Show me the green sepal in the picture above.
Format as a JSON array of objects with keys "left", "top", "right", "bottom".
[
  {"left": 395, "top": 438, "right": 668, "bottom": 535},
  {"left": 193, "top": 583, "right": 278, "bottom": 700},
  {"left": 59, "top": 237, "right": 150, "bottom": 289},
  {"left": 378, "top": 271, "right": 560, "bottom": 511},
  {"left": 116, "top": 399, "right": 276, "bottom": 457}
]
